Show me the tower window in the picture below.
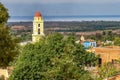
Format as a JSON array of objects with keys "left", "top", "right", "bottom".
[
  {"left": 38, "top": 29, "right": 40, "bottom": 34},
  {"left": 38, "top": 24, "right": 40, "bottom": 27}
]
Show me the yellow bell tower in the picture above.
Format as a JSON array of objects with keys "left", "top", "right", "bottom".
[{"left": 32, "top": 11, "right": 44, "bottom": 42}]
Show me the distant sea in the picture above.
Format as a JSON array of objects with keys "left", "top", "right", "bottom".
[{"left": 8, "top": 15, "right": 120, "bottom": 22}]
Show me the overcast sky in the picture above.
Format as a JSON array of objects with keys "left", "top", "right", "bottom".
[{"left": 1, "top": 0, "right": 120, "bottom": 16}]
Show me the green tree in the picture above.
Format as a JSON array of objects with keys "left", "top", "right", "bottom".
[
  {"left": 95, "top": 33, "right": 102, "bottom": 41},
  {"left": 102, "top": 31, "right": 106, "bottom": 36},
  {"left": 114, "top": 37, "right": 120, "bottom": 46},
  {"left": 106, "top": 31, "right": 114, "bottom": 41},
  {"left": 0, "top": 3, "right": 19, "bottom": 67},
  {"left": 10, "top": 33, "right": 98, "bottom": 80},
  {"left": 96, "top": 63, "right": 119, "bottom": 80},
  {"left": 0, "top": 2, "right": 9, "bottom": 24}
]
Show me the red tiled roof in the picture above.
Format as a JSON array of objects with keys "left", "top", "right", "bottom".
[{"left": 34, "top": 11, "right": 42, "bottom": 17}]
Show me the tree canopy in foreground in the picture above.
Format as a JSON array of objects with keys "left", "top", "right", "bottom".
[
  {"left": 0, "top": 2, "right": 9, "bottom": 24},
  {"left": 10, "top": 33, "right": 98, "bottom": 80},
  {"left": 0, "top": 2, "right": 19, "bottom": 67}
]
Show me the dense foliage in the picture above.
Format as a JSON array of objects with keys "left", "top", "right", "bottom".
[
  {"left": 96, "top": 63, "right": 120, "bottom": 80},
  {"left": 114, "top": 37, "right": 120, "bottom": 46},
  {"left": 0, "top": 2, "right": 9, "bottom": 24},
  {"left": 10, "top": 33, "right": 98, "bottom": 80},
  {"left": 0, "top": 3, "right": 19, "bottom": 67}
]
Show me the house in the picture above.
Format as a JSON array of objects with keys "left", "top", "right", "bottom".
[
  {"left": 83, "top": 41, "right": 97, "bottom": 48},
  {"left": 78, "top": 35, "right": 97, "bottom": 48},
  {"left": 88, "top": 46, "right": 120, "bottom": 65}
]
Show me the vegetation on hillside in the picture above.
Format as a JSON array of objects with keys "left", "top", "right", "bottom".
[
  {"left": 87, "top": 30, "right": 120, "bottom": 46},
  {"left": 10, "top": 33, "right": 98, "bottom": 80},
  {"left": 8, "top": 21, "right": 120, "bottom": 42},
  {"left": 8, "top": 21, "right": 120, "bottom": 32}
]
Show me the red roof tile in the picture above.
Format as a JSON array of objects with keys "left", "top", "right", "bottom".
[{"left": 34, "top": 11, "right": 42, "bottom": 17}]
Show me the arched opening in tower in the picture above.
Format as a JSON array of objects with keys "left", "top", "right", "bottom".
[
  {"left": 38, "top": 29, "right": 40, "bottom": 34},
  {"left": 38, "top": 24, "right": 40, "bottom": 27}
]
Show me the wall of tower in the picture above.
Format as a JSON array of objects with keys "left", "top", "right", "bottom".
[{"left": 32, "top": 14, "right": 44, "bottom": 42}]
